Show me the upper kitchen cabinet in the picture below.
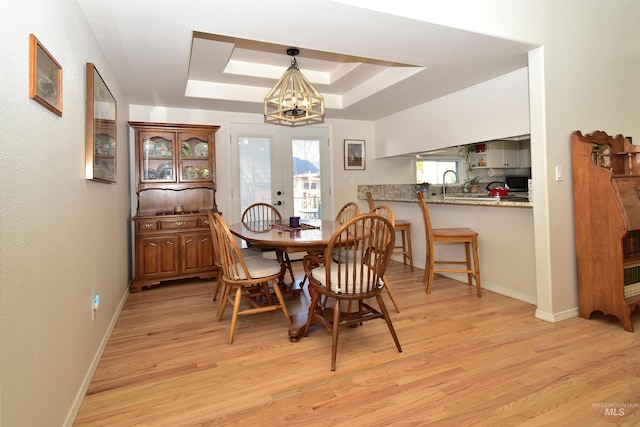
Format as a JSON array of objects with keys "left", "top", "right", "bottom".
[
  {"left": 129, "top": 122, "right": 219, "bottom": 192},
  {"left": 471, "top": 141, "right": 520, "bottom": 169},
  {"left": 518, "top": 139, "right": 531, "bottom": 168}
]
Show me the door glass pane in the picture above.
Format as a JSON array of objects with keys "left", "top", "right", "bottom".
[
  {"left": 292, "top": 139, "right": 321, "bottom": 219},
  {"left": 239, "top": 136, "right": 273, "bottom": 214}
]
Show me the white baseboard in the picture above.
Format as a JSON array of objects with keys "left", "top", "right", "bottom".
[
  {"left": 481, "top": 283, "right": 537, "bottom": 305},
  {"left": 535, "top": 306, "right": 579, "bottom": 323},
  {"left": 64, "top": 284, "right": 130, "bottom": 426}
]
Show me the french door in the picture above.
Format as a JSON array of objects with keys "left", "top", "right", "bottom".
[{"left": 230, "top": 123, "right": 329, "bottom": 223}]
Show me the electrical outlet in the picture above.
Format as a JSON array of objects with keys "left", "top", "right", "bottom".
[
  {"left": 91, "top": 290, "right": 95, "bottom": 321},
  {"left": 91, "top": 291, "right": 100, "bottom": 321}
]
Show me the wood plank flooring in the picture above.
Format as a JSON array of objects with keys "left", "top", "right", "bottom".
[{"left": 73, "top": 262, "right": 640, "bottom": 426}]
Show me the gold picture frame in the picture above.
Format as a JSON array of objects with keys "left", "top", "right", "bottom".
[
  {"left": 85, "top": 63, "right": 117, "bottom": 183},
  {"left": 344, "top": 139, "right": 366, "bottom": 170},
  {"left": 29, "top": 34, "right": 62, "bottom": 116}
]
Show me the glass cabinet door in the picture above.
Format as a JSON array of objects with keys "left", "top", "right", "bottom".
[
  {"left": 139, "top": 131, "right": 175, "bottom": 183},
  {"left": 178, "top": 132, "right": 213, "bottom": 183}
]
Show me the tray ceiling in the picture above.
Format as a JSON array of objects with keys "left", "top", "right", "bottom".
[{"left": 76, "top": 0, "right": 536, "bottom": 121}]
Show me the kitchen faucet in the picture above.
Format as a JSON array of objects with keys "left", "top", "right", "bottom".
[{"left": 442, "top": 170, "right": 458, "bottom": 196}]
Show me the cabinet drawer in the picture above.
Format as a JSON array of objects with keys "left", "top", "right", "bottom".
[
  {"left": 136, "top": 220, "right": 159, "bottom": 232},
  {"left": 159, "top": 217, "right": 200, "bottom": 230}
]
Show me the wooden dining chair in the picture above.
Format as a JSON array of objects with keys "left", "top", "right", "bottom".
[
  {"left": 370, "top": 205, "right": 401, "bottom": 313},
  {"left": 327, "top": 201, "right": 362, "bottom": 305},
  {"left": 241, "top": 202, "right": 295, "bottom": 284},
  {"left": 206, "top": 211, "right": 259, "bottom": 302},
  {"left": 417, "top": 191, "right": 482, "bottom": 296},
  {"left": 367, "top": 192, "right": 413, "bottom": 271},
  {"left": 335, "top": 201, "right": 360, "bottom": 224},
  {"left": 303, "top": 213, "right": 402, "bottom": 371},
  {"left": 210, "top": 212, "right": 292, "bottom": 344}
]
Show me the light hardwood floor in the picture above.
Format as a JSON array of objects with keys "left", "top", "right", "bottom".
[{"left": 74, "top": 262, "right": 640, "bottom": 426}]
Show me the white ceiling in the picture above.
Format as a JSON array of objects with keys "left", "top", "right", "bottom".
[{"left": 76, "top": 0, "right": 536, "bottom": 121}]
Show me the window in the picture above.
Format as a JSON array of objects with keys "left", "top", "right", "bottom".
[{"left": 416, "top": 159, "right": 461, "bottom": 184}]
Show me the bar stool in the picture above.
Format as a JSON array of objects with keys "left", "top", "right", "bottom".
[
  {"left": 417, "top": 191, "right": 482, "bottom": 296},
  {"left": 366, "top": 192, "right": 414, "bottom": 271}
]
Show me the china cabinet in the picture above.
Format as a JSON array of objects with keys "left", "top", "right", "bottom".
[
  {"left": 129, "top": 121, "right": 220, "bottom": 292},
  {"left": 571, "top": 130, "right": 640, "bottom": 331}
]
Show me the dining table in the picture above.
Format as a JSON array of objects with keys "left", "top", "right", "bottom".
[{"left": 228, "top": 218, "right": 342, "bottom": 342}]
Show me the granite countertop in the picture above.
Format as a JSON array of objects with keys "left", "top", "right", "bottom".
[{"left": 357, "top": 184, "right": 533, "bottom": 208}]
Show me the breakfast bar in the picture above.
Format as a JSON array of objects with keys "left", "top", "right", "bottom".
[{"left": 358, "top": 184, "right": 536, "bottom": 305}]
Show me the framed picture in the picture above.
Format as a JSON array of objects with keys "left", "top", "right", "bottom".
[
  {"left": 85, "top": 63, "right": 117, "bottom": 183},
  {"left": 344, "top": 139, "right": 366, "bottom": 170},
  {"left": 29, "top": 34, "right": 62, "bottom": 116}
]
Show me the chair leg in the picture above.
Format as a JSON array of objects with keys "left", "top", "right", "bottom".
[
  {"left": 382, "top": 275, "right": 400, "bottom": 313},
  {"left": 261, "top": 282, "right": 274, "bottom": 306},
  {"left": 464, "top": 242, "right": 473, "bottom": 287},
  {"left": 472, "top": 237, "right": 482, "bottom": 297},
  {"left": 426, "top": 257, "right": 435, "bottom": 294},
  {"left": 376, "top": 295, "right": 403, "bottom": 353},
  {"left": 284, "top": 252, "right": 295, "bottom": 283},
  {"left": 228, "top": 286, "right": 243, "bottom": 344},
  {"left": 212, "top": 269, "right": 223, "bottom": 301},
  {"left": 270, "top": 278, "right": 292, "bottom": 326},
  {"left": 217, "top": 281, "right": 230, "bottom": 320},
  {"left": 304, "top": 289, "right": 322, "bottom": 337},
  {"left": 331, "top": 299, "right": 341, "bottom": 371},
  {"left": 405, "top": 228, "right": 414, "bottom": 272}
]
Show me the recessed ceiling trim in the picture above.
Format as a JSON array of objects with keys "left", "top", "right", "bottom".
[
  {"left": 342, "top": 66, "right": 427, "bottom": 107},
  {"left": 185, "top": 79, "right": 343, "bottom": 109}
]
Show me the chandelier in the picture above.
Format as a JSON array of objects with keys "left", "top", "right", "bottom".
[{"left": 264, "top": 48, "right": 324, "bottom": 126}]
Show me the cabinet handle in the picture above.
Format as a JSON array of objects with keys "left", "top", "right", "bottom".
[
  {"left": 143, "top": 223, "right": 154, "bottom": 229},
  {"left": 203, "top": 219, "right": 210, "bottom": 225},
  {"left": 174, "top": 221, "right": 184, "bottom": 226}
]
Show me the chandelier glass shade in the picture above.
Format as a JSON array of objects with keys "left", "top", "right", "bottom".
[{"left": 264, "top": 49, "right": 324, "bottom": 126}]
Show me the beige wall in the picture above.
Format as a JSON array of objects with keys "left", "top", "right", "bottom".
[
  {"left": 375, "top": 68, "right": 531, "bottom": 157},
  {"left": 1, "top": 0, "right": 132, "bottom": 425}
]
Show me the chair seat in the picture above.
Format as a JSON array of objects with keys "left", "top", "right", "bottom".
[
  {"left": 311, "top": 263, "right": 384, "bottom": 293},
  {"left": 232, "top": 256, "right": 282, "bottom": 280},
  {"left": 433, "top": 228, "right": 478, "bottom": 238},
  {"left": 240, "top": 248, "right": 262, "bottom": 258}
]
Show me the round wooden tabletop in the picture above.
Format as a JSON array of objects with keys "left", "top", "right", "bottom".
[{"left": 228, "top": 219, "right": 341, "bottom": 254}]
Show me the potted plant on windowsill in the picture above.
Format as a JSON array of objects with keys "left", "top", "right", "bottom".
[
  {"left": 464, "top": 177, "right": 481, "bottom": 193},
  {"left": 417, "top": 181, "right": 431, "bottom": 194}
]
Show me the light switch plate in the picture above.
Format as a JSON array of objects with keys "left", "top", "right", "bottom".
[{"left": 555, "top": 165, "right": 563, "bottom": 182}]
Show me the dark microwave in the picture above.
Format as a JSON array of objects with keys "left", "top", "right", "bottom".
[{"left": 506, "top": 175, "right": 530, "bottom": 192}]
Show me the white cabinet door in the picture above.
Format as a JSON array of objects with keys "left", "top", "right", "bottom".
[
  {"left": 518, "top": 140, "right": 531, "bottom": 168},
  {"left": 484, "top": 141, "right": 519, "bottom": 168}
]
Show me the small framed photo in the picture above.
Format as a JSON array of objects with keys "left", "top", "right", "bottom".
[
  {"left": 29, "top": 34, "right": 62, "bottom": 116},
  {"left": 344, "top": 139, "right": 366, "bottom": 170},
  {"left": 85, "top": 63, "right": 117, "bottom": 183}
]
